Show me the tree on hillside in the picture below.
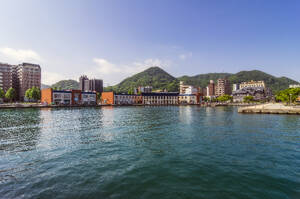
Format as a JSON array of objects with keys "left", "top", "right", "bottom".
[
  {"left": 0, "top": 88, "right": 4, "bottom": 99},
  {"left": 5, "top": 88, "right": 16, "bottom": 102}
]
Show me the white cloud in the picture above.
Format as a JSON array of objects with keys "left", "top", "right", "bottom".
[
  {"left": 92, "top": 58, "right": 122, "bottom": 74},
  {"left": 88, "top": 58, "right": 171, "bottom": 86},
  {"left": 0, "top": 47, "right": 43, "bottom": 63},
  {"left": 179, "top": 52, "right": 192, "bottom": 60}
]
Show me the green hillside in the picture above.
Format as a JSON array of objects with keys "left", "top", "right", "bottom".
[
  {"left": 178, "top": 70, "right": 298, "bottom": 93},
  {"left": 51, "top": 79, "right": 79, "bottom": 90},
  {"left": 105, "top": 66, "right": 179, "bottom": 93}
]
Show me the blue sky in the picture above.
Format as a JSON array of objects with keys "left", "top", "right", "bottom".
[{"left": 0, "top": 0, "right": 299, "bottom": 85}]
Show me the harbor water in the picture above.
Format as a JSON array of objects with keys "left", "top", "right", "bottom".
[{"left": 0, "top": 106, "right": 299, "bottom": 199}]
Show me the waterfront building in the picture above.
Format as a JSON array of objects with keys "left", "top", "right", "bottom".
[
  {"left": 0, "top": 63, "right": 13, "bottom": 93},
  {"left": 16, "top": 63, "right": 41, "bottom": 101},
  {"left": 114, "top": 94, "right": 142, "bottom": 105},
  {"left": 232, "top": 84, "right": 240, "bottom": 92},
  {"left": 179, "top": 94, "right": 198, "bottom": 104},
  {"left": 215, "top": 79, "right": 231, "bottom": 97},
  {"left": 289, "top": 84, "right": 300, "bottom": 88},
  {"left": 79, "top": 75, "right": 103, "bottom": 93},
  {"left": 206, "top": 80, "right": 215, "bottom": 97},
  {"left": 41, "top": 88, "right": 96, "bottom": 105},
  {"left": 142, "top": 92, "right": 179, "bottom": 105},
  {"left": 240, "top": 80, "right": 265, "bottom": 89},
  {"left": 101, "top": 92, "right": 114, "bottom": 105},
  {"left": 232, "top": 87, "right": 271, "bottom": 102},
  {"left": 101, "top": 92, "right": 143, "bottom": 105}
]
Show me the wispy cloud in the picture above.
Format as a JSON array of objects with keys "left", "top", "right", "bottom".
[
  {"left": 179, "top": 52, "right": 192, "bottom": 60},
  {"left": 0, "top": 47, "right": 43, "bottom": 63}
]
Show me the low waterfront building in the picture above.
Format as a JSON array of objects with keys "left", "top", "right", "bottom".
[
  {"left": 289, "top": 84, "right": 300, "bottom": 88},
  {"left": 114, "top": 94, "right": 142, "bottom": 105},
  {"left": 41, "top": 88, "right": 96, "bottom": 105},
  {"left": 142, "top": 92, "right": 179, "bottom": 105},
  {"left": 179, "top": 94, "right": 197, "bottom": 104},
  {"left": 240, "top": 80, "right": 265, "bottom": 89},
  {"left": 101, "top": 92, "right": 114, "bottom": 105}
]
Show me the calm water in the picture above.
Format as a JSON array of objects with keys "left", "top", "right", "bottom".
[{"left": 0, "top": 106, "right": 299, "bottom": 199}]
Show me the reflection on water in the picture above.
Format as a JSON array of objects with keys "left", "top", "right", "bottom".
[
  {"left": 0, "top": 109, "right": 41, "bottom": 152},
  {"left": 0, "top": 106, "right": 300, "bottom": 199}
]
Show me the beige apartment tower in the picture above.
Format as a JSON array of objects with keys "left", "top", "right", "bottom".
[
  {"left": 16, "top": 63, "right": 41, "bottom": 100},
  {"left": 215, "top": 79, "right": 231, "bottom": 96}
]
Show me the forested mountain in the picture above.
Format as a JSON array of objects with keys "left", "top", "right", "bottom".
[{"left": 105, "top": 67, "right": 179, "bottom": 93}]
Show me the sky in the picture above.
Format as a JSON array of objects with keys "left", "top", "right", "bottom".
[{"left": 0, "top": 0, "right": 299, "bottom": 86}]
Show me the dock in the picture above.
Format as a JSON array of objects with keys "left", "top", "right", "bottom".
[{"left": 238, "top": 103, "right": 300, "bottom": 114}]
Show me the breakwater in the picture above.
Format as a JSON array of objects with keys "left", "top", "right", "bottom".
[{"left": 238, "top": 103, "right": 300, "bottom": 114}]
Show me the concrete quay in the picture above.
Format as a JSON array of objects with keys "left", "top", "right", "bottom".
[{"left": 238, "top": 103, "right": 300, "bottom": 114}]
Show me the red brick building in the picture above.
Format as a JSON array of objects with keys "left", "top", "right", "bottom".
[{"left": 41, "top": 88, "right": 96, "bottom": 105}]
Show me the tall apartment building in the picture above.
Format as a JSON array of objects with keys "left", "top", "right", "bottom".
[
  {"left": 79, "top": 75, "right": 89, "bottom": 91},
  {"left": 206, "top": 80, "right": 215, "bottom": 97},
  {"left": 240, "top": 80, "right": 265, "bottom": 89},
  {"left": 0, "top": 62, "right": 41, "bottom": 100},
  {"left": 215, "top": 79, "right": 231, "bottom": 96},
  {"left": 16, "top": 63, "right": 41, "bottom": 101},
  {"left": 79, "top": 75, "right": 103, "bottom": 93},
  {"left": 0, "top": 63, "right": 13, "bottom": 93}
]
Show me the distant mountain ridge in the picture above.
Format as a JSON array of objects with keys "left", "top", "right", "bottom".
[
  {"left": 105, "top": 67, "right": 298, "bottom": 93},
  {"left": 178, "top": 70, "right": 298, "bottom": 92}
]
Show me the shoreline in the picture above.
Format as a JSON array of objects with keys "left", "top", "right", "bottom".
[{"left": 0, "top": 103, "right": 259, "bottom": 109}]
